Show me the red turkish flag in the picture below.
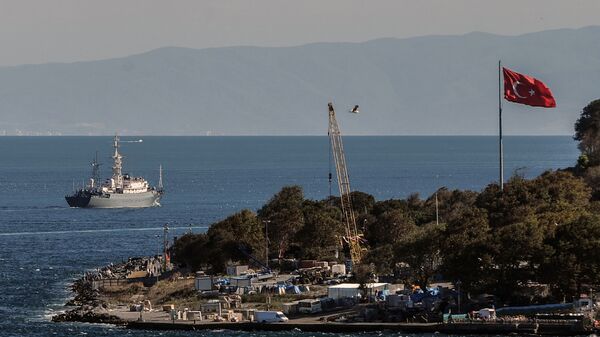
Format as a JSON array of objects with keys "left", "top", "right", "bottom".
[{"left": 503, "top": 67, "right": 556, "bottom": 108}]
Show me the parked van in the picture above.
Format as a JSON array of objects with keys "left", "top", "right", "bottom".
[
  {"left": 254, "top": 311, "right": 288, "bottom": 323},
  {"left": 297, "top": 299, "right": 322, "bottom": 314}
]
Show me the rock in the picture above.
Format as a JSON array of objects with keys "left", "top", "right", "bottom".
[{"left": 52, "top": 306, "right": 123, "bottom": 324}]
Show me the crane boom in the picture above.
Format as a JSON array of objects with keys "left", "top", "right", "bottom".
[{"left": 328, "top": 102, "right": 362, "bottom": 266}]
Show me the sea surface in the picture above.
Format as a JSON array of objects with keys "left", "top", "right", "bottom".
[{"left": 0, "top": 136, "right": 578, "bottom": 337}]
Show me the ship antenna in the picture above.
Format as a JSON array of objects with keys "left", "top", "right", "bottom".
[
  {"left": 90, "top": 150, "right": 101, "bottom": 189},
  {"left": 158, "top": 164, "right": 164, "bottom": 192}
]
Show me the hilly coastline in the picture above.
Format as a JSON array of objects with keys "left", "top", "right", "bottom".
[{"left": 1, "top": 26, "right": 599, "bottom": 136}]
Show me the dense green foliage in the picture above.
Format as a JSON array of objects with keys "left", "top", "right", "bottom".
[
  {"left": 171, "top": 209, "right": 266, "bottom": 273},
  {"left": 172, "top": 99, "right": 600, "bottom": 305},
  {"left": 575, "top": 99, "right": 600, "bottom": 166},
  {"left": 173, "top": 170, "right": 597, "bottom": 302}
]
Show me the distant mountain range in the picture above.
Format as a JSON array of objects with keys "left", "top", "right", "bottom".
[{"left": 1, "top": 26, "right": 599, "bottom": 135}]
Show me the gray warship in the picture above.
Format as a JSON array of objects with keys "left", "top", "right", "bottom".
[{"left": 65, "top": 135, "right": 163, "bottom": 208}]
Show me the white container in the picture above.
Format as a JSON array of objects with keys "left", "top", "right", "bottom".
[
  {"left": 254, "top": 311, "right": 289, "bottom": 323},
  {"left": 331, "top": 264, "right": 346, "bottom": 275}
]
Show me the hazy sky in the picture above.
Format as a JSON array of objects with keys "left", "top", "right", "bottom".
[{"left": 0, "top": 0, "right": 599, "bottom": 66}]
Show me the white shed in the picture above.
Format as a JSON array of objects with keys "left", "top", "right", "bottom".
[
  {"left": 327, "top": 283, "right": 390, "bottom": 299},
  {"left": 226, "top": 265, "right": 249, "bottom": 276}
]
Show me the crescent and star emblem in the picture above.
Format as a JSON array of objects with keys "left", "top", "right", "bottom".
[
  {"left": 512, "top": 81, "right": 537, "bottom": 98},
  {"left": 512, "top": 81, "right": 527, "bottom": 98}
]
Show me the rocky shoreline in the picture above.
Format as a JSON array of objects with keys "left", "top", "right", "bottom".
[
  {"left": 51, "top": 257, "right": 157, "bottom": 325},
  {"left": 51, "top": 277, "right": 124, "bottom": 324},
  {"left": 51, "top": 305, "right": 123, "bottom": 325}
]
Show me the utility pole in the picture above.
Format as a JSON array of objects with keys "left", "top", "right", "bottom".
[{"left": 263, "top": 220, "right": 270, "bottom": 269}]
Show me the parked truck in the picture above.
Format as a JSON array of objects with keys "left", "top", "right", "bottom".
[{"left": 254, "top": 311, "right": 289, "bottom": 323}]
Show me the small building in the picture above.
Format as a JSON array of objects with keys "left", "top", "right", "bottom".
[
  {"left": 195, "top": 276, "right": 215, "bottom": 291},
  {"left": 330, "top": 264, "right": 346, "bottom": 275},
  {"left": 230, "top": 277, "right": 252, "bottom": 287},
  {"left": 201, "top": 300, "right": 222, "bottom": 314},
  {"left": 226, "top": 265, "right": 249, "bottom": 276},
  {"left": 387, "top": 294, "right": 413, "bottom": 309},
  {"left": 235, "top": 308, "right": 256, "bottom": 321},
  {"left": 327, "top": 283, "right": 390, "bottom": 300}
]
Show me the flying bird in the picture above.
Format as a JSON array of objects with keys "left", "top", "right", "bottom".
[{"left": 349, "top": 105, "right": 360, "bottom": 114}]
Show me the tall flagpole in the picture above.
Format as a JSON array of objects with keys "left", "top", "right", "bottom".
[{"left": 498, "top": 60, "right": 504, "bottom": 192}]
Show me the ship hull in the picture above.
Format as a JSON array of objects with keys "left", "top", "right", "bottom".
[
  {"left": 66, "top": 190, "right": 161, "bottom": 208},
  {"left": 65, "top": 192, "right": 92, "bottom": 208}
]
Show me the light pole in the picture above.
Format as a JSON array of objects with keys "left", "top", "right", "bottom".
[{"left": 155, "top": 234, "right": 161, "bottom": 284}]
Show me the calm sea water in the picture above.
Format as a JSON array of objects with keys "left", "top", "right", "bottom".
[{"left": 0, "top": 136, "right": 578, "bottom": 337}]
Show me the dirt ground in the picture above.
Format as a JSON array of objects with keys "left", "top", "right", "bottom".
[{"left": 98, "top": 274, "right": 329, "bottom": 313}]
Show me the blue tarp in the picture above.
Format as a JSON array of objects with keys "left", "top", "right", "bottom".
[
  {"left": 410, "top": 287, "right": 440, "bottom": 303},
  {"left": 285, "top": 285, "right": 301, "bottom": 294}
]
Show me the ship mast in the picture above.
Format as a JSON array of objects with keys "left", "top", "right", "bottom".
[
  {"left": 158, "top": 164, "right": 164, "bottom": 192},
  {"left": 89, "top": 151, "right": 101, "bottom": 189},
  {"left": 112, "top": 135, "right": 123, "bottom": 189}
]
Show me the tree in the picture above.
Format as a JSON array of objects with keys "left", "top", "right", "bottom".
[
  {"left": 487, "top": 218, "right": 547, "bottom": 301},
  {"left": 422, "top": 188, "right": 479, "bottom": 226},
  {"left": 362, "top": 244, "right": 396, "bottom": 275},
  {"left": 294, "top": 200, "right": 344, "bottom": 260},
  {"left": 257, "top": 186, "right": 305, "bottom": 258},
  {"left": 574, "top": 99, "right": 600, "bottom": 166},
  {"left": 584, "top": 166, "right": 600, "bottom": 200},
  {"left": 474, "top": 171, "right": 590, "bottom": 300},
  {"left": 349, "top": 191, "right": 376, "bottom": 216},
  {"left": 440, "top": 204, "right": 491, "bottom": 294},
  {"left": 528, "top": 170, "right": 591, "bottom": 229},
  {"left": 477, "top": 175, "right": 536, "bottom": 228},
  {"left": 394, "top": 222, "right": 445, "bottom": 289},
  {"left": 327, "top": 191, "right": 375, "bottom": 217},
  {"left": 365, "top": 209, "right": 416, "bottom": 247},
  {"left": 205, "top": 209, "right": 266, "bottom": 272},
  {"left": 171, "top": 232, "right": 210, "bottom": 270},
  {"left": 543, "top": 214, "right": 600, "bottom": 299}
]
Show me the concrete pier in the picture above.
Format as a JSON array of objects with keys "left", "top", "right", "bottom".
[
  {"left": 125, "top": 319, "right": 590, "bottom": 335},
  {"left": 114, "top": 308, "right": 591, "bottom": 335}
]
